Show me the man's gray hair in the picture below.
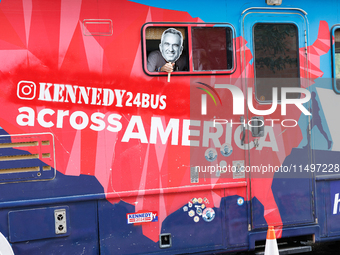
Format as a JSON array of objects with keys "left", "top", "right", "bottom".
[{"left": 161, "top": 28, "right": 183, "bottom": 46}]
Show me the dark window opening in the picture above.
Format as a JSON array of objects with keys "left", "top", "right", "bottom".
[
  {"left": 192, "top": 27, "right": 233, "bottom": 71},
  {"left": 254, "top": 23, "right": 300, "bottom": 102}
]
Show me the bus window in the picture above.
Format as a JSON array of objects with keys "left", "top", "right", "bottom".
[
  {"left": 142, "top": 23, "right": 235, "bottom": 75},
  {"left": 254, "top": 23, "right": 300, "bottom": 102},
  {"left": 334, "top": 29, "right": 340, "bottom": 91},
  {"left": 192, "top": 27, "right": 233, "bottom": 71},
  {"left": 145, "top": 27, "right": 188, "bottom": 72}
]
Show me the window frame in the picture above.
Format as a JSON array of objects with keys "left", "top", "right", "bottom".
[
  {"left": 331, "top": 25, "right": 340, "bottom": 94},
  {"left": 141, "top": 22, "right": 236, "bottom": 76},
  {"left": 252, "top": 22, "right": 301, "bottom": 103}
]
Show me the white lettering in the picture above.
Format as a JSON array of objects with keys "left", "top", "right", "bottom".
[
  {"left": 202, "top": 121, "right": 223, "bottom": 147},
  {"left": 78, "top": 87, "right": 91, "bottom": 104},
  {"left": 64, "top": 85, "right": 78, "bottom": 103},
  {"left": 90, "top": 112, "right": 106, "bottom": 131},
  {"left": 281, "top": 119, "right": 298, "bottom": 127},
  {"left": 182, "top": 120, "right": 200, "bottom": 146},
  {"left": 37, "top": 108, "right": 55, "bottom": 128},
  {"left": 114, "top": 89, "right": 126, "bottom": 107},
  {"left": 91, "top": 88, "right": 102, "bottom": 105},
  {"left": 17, "top": 107, "right": 35, "bottom": 126},
  {"left": 149, "top": 117, "right": 179, "bottom": 145},
  {"left": 159, "top": 95, "right": 166, "bottom": 110},
  {"left": 121, "top": 116, "right": 148, "bottom": 143},
  {"left": 107, "top": 114, "right": 122, "bottom": 132},
  {"left": 38, "top": 83, "right": 53, "bottom": 101},
  {"left": 53, "top": 84, "right": 65, "bottom": 102},
  {"left": 333, "top": 193, "right": 340, "bottom": 214},
  {"left": 215, "top": 84, "right": 244, "bottom": 115},
  {"left": 281, "top": 88, "right": 311, "bottom": 116},
  {"left": 248, "top": 87, "right": 277, "bottom": 115},
  {"left": 69, "top": 111, "right": 89, "bottom": 130},
  {"left": 103, "top": 89, "right": 114, "bottom": 106},
  {"left": 56, "top": 110, "right": 69, "bottom": 128}
]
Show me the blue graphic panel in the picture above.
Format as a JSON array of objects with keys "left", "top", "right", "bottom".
[
  {"left": 251, "top": 197, "right": 267, "bottom": 228},
  {"left": 225, "top": 196, "right": 248, "bottom": 246},
  {"left": 1, "top": 201, "right": 99, "bottom": 255},
  {"left": 272, "top": 148, "right": 314, "bottom": 226},
  {"left": 98, "top": 199, "right": 225, "bottom": 254},
  {"left": 98, "top": 200, "right": 158, "bottom": 254},
  {"left": 327, "top": 180, "right": 340, "bottom": 236}
]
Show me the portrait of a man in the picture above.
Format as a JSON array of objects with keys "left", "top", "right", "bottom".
[{"left": 147, "top": 28, "right": 187, "bottom": 72}]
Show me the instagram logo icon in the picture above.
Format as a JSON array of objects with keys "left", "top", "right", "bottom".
[{"left": 17, "top": 81, "right": 36, "bottom": 100}]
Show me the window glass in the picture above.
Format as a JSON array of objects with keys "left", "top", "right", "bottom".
[
  {"left": 192, "top": 27, "right": 233, "bottom": 71},
  {"left": 145, "top": 27, "right": 188, "bottom": 72},
  {"left": 254, "top": 23, "right": 299, "bottom": 102},
  {"left": 335, "top": 29, "right": 340, "bottom": 91}
]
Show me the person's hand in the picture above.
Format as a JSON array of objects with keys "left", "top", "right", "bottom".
[{"left": 160, "top": 62, "right": 175, "bottom": 72}]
